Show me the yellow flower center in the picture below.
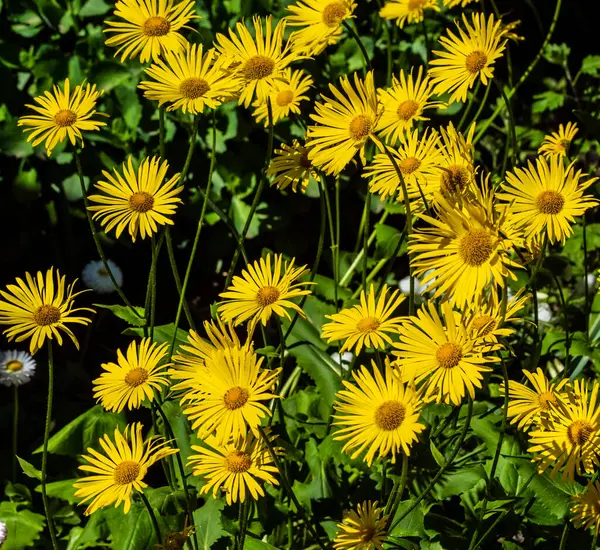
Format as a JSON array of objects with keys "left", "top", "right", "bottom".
[
  {"left": 54, "top": 109, "right": 77, "bottom": 127},
  {"left": 537, "top": 391, "right": 557, "bottom": 410},
  {"left": 298, "top": 149, "right": 312, "bottom": 169},
  {"left": 33, "top": 305, "right": 61, "bottom": 326},
  {"left": 114, "top": 460, "right": 141, "bottom": 484},
  {"left": 567, "top": 420, "right": 594, "bottom": 446},
  {"left": 436, "top": 342, "right": 463, "bottom": 369},
  {"left": 6, "top": 360, "right": 23, "bottom": 373},
  {"left": 129, "top": 191, "right": 155, "bottom": 213},
  {"left": 356, "top": 316, "right": 381, "bottom": 333},
  {"left": 223, "top": 386, "right": 249, "bottom": 410},
  {"left": 396, "top": 99, "right": 420, "bottom": 121},
  {"left": 349, "top": 115, "right": 372, "bottom": 140},
  {"left": 322, "top": 2, "right": 347, "bottom": 27},
  {"left": 558, "top": 139, "right": 571, "bottom": 153},
  {"left": 275, "top": 89, "right": 295, "bottom": 107},
  {"left": 225, "top": 450, "right": 253, "bottom": 473},
  {"left": 142, "top": 16, "right": 171, "bottom": 37},
  {"left": 465, "top": 50, "right": 488, "bottom": 74},
  {"left": 256, "top": 286, "right": 280, "bottom": 307},
  {"left": 374, "top": 400, "right": 406, "bottom": 431},
  {"left": 400, "top": 157, "right": 421, "bottom": 175},
  {"left": 179, "top": 77, "right": 211, "bottom": 99},
  {"left": 241, "top": 55, "right": 275, "bottom": 81},
  {"left": 125, "top": 368, "right": 149, "bottom": 388},
  {"left": 458, "top": 228, "right": 493, "bottom": 267},
  {"left": 440, "top": 165, "right": 470, "bottom": 195},
  {"left": 471, "top": 314, "right": 495, "bottom": 336},
  {"left": 359, "top": 526, "right": 377, "bottom": 543},
  {"left": 535, "top": 190, "right": 565, "bottom": 215}
]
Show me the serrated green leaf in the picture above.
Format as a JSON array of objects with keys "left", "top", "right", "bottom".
[
  {"left": 193, "top": 498, "right": 228, "bottom": 550},
  {"left": 0, "top": 501, "right": 45, "bottom": 549},
  {"left": 16, "top": 456, "right": 41, "bottom": 481},
  {"left": 581, "top": 55, "right": 600, "bottom": 76},
  {"left": 532, "top": 90, "right": 564, "bottom": 113},
  {"left": 34, "top": 479, "right": 78, "bottom": 504},
  {"left": 95, "top": 303, "right": 146, "bottom": 326}
]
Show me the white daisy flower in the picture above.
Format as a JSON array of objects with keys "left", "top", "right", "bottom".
[
  {"left": 0, "top": 350, "right": 36, "bottom": 387},
  {"left": 82, "top": 259, "right": 123, "bottom": 294},
  {"left": 330, "top": 351, "right": 353, "bottom": 371},
  {"left": 0, "top": 520, "right": 6, "bottom": 547}
]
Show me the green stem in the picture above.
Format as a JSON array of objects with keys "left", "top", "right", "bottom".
[
  {"left": 321, "top": 173, "right": 339, "bottom": 308},
  {"left": 159, "top": 106, "right": 166, "bottom": 158},
  {"left": 237, "top": 499, "right": 250, "bottom": 550},
  {"left": 149, "top": 235, "right": 159, "bottom": 340},
  {"left": 362, "top": 191, "right": 371, "bottom": 289},
  {"left": 559, "top": 522, "right": 569, "bottom": 550},
  {"left": 592, "top": 528, "right": 599, "bottom": 550},
  {"left": 342, "top": 20, "right": 371, "bottom": 73},
  {"left": 385, "top": 452, "right": 409, "bottom": 519},
  {"left": 42, "top": 341, "right": 59, "bottom": 550},
  {"left": 584, "top": 213, "right": 590, "bottom": 339},
  {"left": 551, "top": 270, "right": 571, "bottom": 374},
  {"left": 421, "top": 19, "right": 429, "bottom": 68},
  {"left": 458, "top": 81, "right": 480, "bottom": 131},
  {"left": 375, "top": 228, "right": 407, "bottom": 296},
  {"left": 12, "top": 386, "right": 18, "bottom": 482},
  {"left": 468, "top": 83, "right": 492, "bottom": 128},
  {"left": 139, "top": 490, "right": 162, "bottom": 545},
  {"left": 179, "top": 115, "right": 199, "bottom": 188},
  {"left": 493, "top": 79, "right": 518, "bottom": 168},
  {"left": 165, "top": 230, "right": 196, "bottom": 331}
]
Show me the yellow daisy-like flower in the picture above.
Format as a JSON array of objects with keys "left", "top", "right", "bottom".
[
  {"left": 139, "top": 44, "right": 241, "bottom": 114},
  {"left": 436, "top": 122, "right": 476, "bottom": 200},
  {"left": 528, "top": 380, "right": 600, "bottom": 482},
  {"left": 181, "top": 346, "right": 281, "bottom": 444},
  {"left": 307, "top": 71, "right": 380, "bottom": 176},
  {"left": 214, "top": 15, "right": 298, "bottom": 108},
  {"left": 218, "top": 253, "right": 313, "bottom": 329},
  {"left": 334, "top": 501, "right": 389, "bottom": 550},
  {"left": 501, "top": 368, "right": 569, "bottom": 431},
  {"left": 103, "top": 0, "right": 197, "bottom": 63},
  {"left": 392, "top": 301, "right": 495, "bottom": 405},
  {"left": 286, "top": 0, "right": 356, "bottom": 56},
  {"left": 333, "top": 360, "right": 425, "bottom": 465},
  {"left": 498, "top": 156, "right": 599, "bottom": 245},
  {"left": 18, "top": 79, "right": 106, "bottom": 156},
  {"left": 321, "top": 284, "right": 405, "bottom": 355},
  {"left": 188, "top": 432, "right": 279, "bottom": 505},
  {"left": 376, "top": 67, "right": 444, "bottom": 145},
  {"left": 443, "top": 0, "right": 479, "bottom": 7},
  {"left": 252, "top": 68, "right": 313, "bottom": 126},
  {"left": 0, "top": 268, "right": 93, "bottom": 355},
  {"left": 365, "top": 128, "right": 443, "bottom": 209},
  {"left": 92, "top": 339, "right": 170, "bottom": 413},
  {"left": 571, "top": 480, "right": 600, "bottom": 534},
  {"left": 539, "top": 122, "right": 579, "bottom": 159},
  {"left": 379, "top": 0, "right": 440, "bottom": 29},
  {"left": 87, "top": 156, "right": 183, "bottom": 243},
  {"left": 73, "top": 423, "right": 178, "bottom": 515},
  {"left": 267, "top": 140, "right": 317, "bottom": 193},
  {"left": 429, "top": 13, "right": 507, "bottom": 104}
]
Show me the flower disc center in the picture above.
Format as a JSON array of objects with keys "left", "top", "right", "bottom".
[
  {"left": 465, "top": 50, "right": 488, "bottom": 74},
  {"left": 374, "top": 400, "right": 406, "bottom": 431},
  {"left": 256, "top": 285, "right": 280, "bottom": 307},
  {"left": 6, "top": 360, "right": 23, "bottom": 372},
  {"left": 322, "top": 2, "right": 347, "bottom": 27},
  {"left": 440, "top": 165, "right": 470, "bottom": 195},
  {"left": 179, "top": 77, "right": 211, "bottom": 99},
  {"left": 225, "top": 450, "right": 253, "bottom": 473},
  {"left": 349, "top": 115, "right": 372, "bottom": 140},
  {"left": 396, "top": 99, "right": 420, "bottom": 121},
  {"left": 223, "top": 386, "right": 250, "bottom": 410},
  {"left": 129, "top": 191, "right": 155, "bottom": 213},
  {"left": 54, "top": 109, "right": 77, "bottom": 127},
  {"left": 535, "top": 190, "right": 565, "bottom": 215},
  {"left": 471, "top": 314, "right": 495, "bottom": 336},
  {"left": 356, "top": 316, "right": 381, "bottom": 333},
  {"left": 436, "top": 342, "right": 463, "bottom": 369},
  {"left": 537, "top": 391, "right": 557, "bottom": 411},
  {"left": 298, "top": 149, "right": 312, "bottom": 169},
  {"left": 142, "top": 16, "right": 171, "bottom": 36},
  {"left": 241, "top": 55, "right": 275, "bottom": 81},
  {"left": 400, "top": 157, "right": 421, "bottom": 175},
  {"left": 114, "top": 460, "right": 141, "bottom": 484},
  {"left": 567, "top": 420, "right": 594, "bottom": 446},
  {"left": 33, "top": 305, "right": 61, "bottom": 326},
  {"left": 275, "top": 90, "right": 294, "bottom": 107},
  {"left": 458, "top": 228, "right": 493, "bottom": 267},
  {"left": 359, "top": 526, "right": 377, "bottom": 543},
  {"left": 125, "top": 367, "right": 149, "bottom": 388}
]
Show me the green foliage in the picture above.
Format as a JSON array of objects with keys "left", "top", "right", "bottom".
[{"left": 0, "top": 501, "right": 45, "bottom": 549}]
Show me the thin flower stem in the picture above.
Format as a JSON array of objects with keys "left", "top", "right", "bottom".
[
  {"left": 421, "top": 19, "right": 429, "bottom": 68},
  {"left": 375, "top": 228, "right": 407, "bottom": 296},
  {"left": 149, "top": 234, "right": 159, "bottom": 340},
  {"left": 237, "top": 499, "right": 251, "bottom": 550},
  {"left": 321, "top": 173, "right": 339, "bottom": 308},
  {"left": 458, "top": 81, "right": 481, "bottom": 131},
  {"left": 384, "top": 453, "right": 409, "bottom": 519},
  {"left": 584, "top": 213, "right": 590, "bottom": 339},
  {"left": 559, "top": 522, "right": 569, "bottom": 550},
  {"left": 139, "top": 490, "right": 162, "bottom": 545},
  {"left": 362, "top": 191, "right": 371, "bottom": 289},
  {"left": 179, "top": 115, "right": 199, "bottom": 188},
  {"left": 591, "top": 528, "right": 599, "bottom": 550},
  {"left": 493, "top": 79, "right": 518, "bottom": 168},
  {"left": 335, "top": 177, "right": 341, "bottom": 297},
  {"left": 550, "top": 270, "right": 571, "bottom": 374},
  {"left": 468, "top": 83, "right": 492, "bottom": 128},
  {"left": 159, "top": 106, "right": 166, "bottom": 158},
  {"left": 42, "top": 341, "right": 59, "bottom": 550},
  {"left": 12, "top": 386, "right": 18, "bottom": 482},
  {"left": 165, "top": 230, "right": 196, "bottom": 331},
  {"left": 74, "top": 148, "right": 143, "bottom": 320},
  {"left": 342, "top": 20, "right": 371, "bottom": 73}
]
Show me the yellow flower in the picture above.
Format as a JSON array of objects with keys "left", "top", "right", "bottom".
[
  {"left": 252, "top": 68, "right": 313, "bottom": 126},
  {"left": 307, "top": 71, "right": 380, "bottom": 176},
  {"left": 539, "top": 122, "right": 578, "bottom": 158},
  {"left": 103, "top": 0, "right": 197, "bottom": 63},
  {"left": 333, "top": 360, "right": 425, "bottom": 465},
  {"left": 379, "top": 0, "right": 440, "bottom": 29},
  {"left": 334, "top": 501, "right": 389, "bottom": 550},
  {"left": 392, "top": 301, "right": 495, "bottom": 405},
  {"left": 528, "top": 380, "right": 600, "bottom": 482},
  {"left": 92, "top": 339, "right": 171, "bottom": 413},
  {"left": 0, "top": 268, "right": 93, "bottom": 355},
  {"left": 218, "top": 253, "right": 313, "bottom": 329},
  {"left": 443, "top": 0, "right": 479, "bottom": 7},
  {"left": 18, "top": 79, "right": 106, "bottom": 156},
  {"left": 87, "top": 156, "right": 183, "bottom": 243},
  {"left": 571, "top": 480, "right": 600, "bottom": 534},
  {"left": 436, "top": 122, "right": 476, "bottom": 200},
  {"left": 139, "top": 44, "right": 241, "bottom": 114},
  {"left": 376, "top": 67, "right": 444, "bottom": 144},
  {"left": 502, "top": 368, "right": 569, "bottom": 431},
  {"left": 73, "top": 423, "right": 178, "bottom": 515},
  {"left": 429, "top": 13, "right": 507, "bottom": 104},
  {"left": 188, "top": 432, "right": 279, "bottom": 505},
  {"left": 181, "top": 346, "right": 280, "bottom": 444},
  {"left": 498, "top": 156, "right": 599, "bottom": 245},
  {"left": 287, "top": 0, "right": 356, "bottom": 56},
  {"left": 267, "top": 140, "right": 317, "bottom": 193},
  {"left": 214, "top": 15, "right": 298, "bottom": 108},
  {"left": 321, "top": 284, "right": 405, "bottom": 355}
]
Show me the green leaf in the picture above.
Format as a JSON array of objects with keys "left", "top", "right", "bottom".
[
  {"left": 66, "top": 513, "right": 108, "bottom": 550},
  {"left": 581, "top": 55, "right": 600, "bottom": 76},
  {"left": 532, "top": 90, "right": 564, "bottom": 114},
  {"left": 543, "top": 43, "right": 571, "bottom": 65},
  {"left": 115, "top": 85, "right": 143, "bottom": 131},
  {"left": 245, "top": 539, "right": 282, "bottom": 550},
  {"left": 123, "top": 323, "right": 188, "bottom": 351},
  {"left": 16, "top": 456, "right": 41, "bottom": 481},
  {"left": 104, "top": 501, "right": 155, "bottom": 549},
  {"left": 13, "top": 167, "right": 40, "bottom": 202},
  {"left": 574, "top": 110, "right": 600, "bottom": 142},
  {"left": 93, "top": 62, "right": 134, "bottom": 92},
  {"left": 432, "top": 466, "right": 487, "bottom": 499},
  {"left": 159, "top": 400, "right": 195, "bottom": 479},
  {"left": 78, "top": 0, "right": 111, "bottom": 17},
  {"left": 0, "top": 501, "right": 45, "bottom": 549},
  {"left": 34, "top": 479, "right": 78, "bottom": 504},
  {"left": 231, "top": 196, "right": 266, "bottom": 239},
  {"left": 389, "top": 500, "right": 425, "bottom": 538},
  {"left": 293, "top": 438, "right": 332, "bottom": 510},
  {"left": 193, "top": 498, "right": 228, "bottom": 550},
  {"left": 375, "top": 224, "right": 406, "bottom": 260},
  {"left": 61, "top": 172, "right": 89, "bottom": 202},
  {"left": 429, "top": 440, "right": 445, "bottom": 468},
  {"left": 95, "top": 303, "right": 146, "bottom": 326}
]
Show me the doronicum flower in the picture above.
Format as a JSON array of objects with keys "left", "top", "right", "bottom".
[
  {"left": 139, "top": 44, "right": 241, "bottom": 114},
  {"left": 429, "top": 13, "right": 507, "bottom": 104},
  {"left": 73, "top": 422, "right": 178, "bottom": 515},
  {"left": 333, "top": 360, "right": 425, "bottom": 465},
  {"left": 379, "top": 0, "right": 440, "bottom": 29},
  {"left": 218, "top": 253, "right": 313, "bottom": 330},
  {"left": 267, "top": 140, "right": 317, "bottom": 193},
  {"left": 498, "top": 155, "right": 599, "bottom": 245},
  {"left": 307, "top": 71, "right": 380, "bottom": 176},
  {"left": 103, "top": 0, "right": 197, "bottom": 63},
  {"left": 18, "top": 79, "right": 106, "bottom": 156},
  {"left": 92, "top": 339, "right": 171, "bottom": 413},
  {"left": 0, "top": 268, "right": 93, "bottom": 355},
  {"left": 334, "top": 501, "right": 389, "bottom": 550},
  {"left": 443, "top": 0, "right": 479, "bottom": 7},
  {"left": 436, "top": 122, "right": 476, "bottom": 200},
  {"left": 188, "top": 432, "right": 279, "bottom": 505},
  {"left": 571, "top": 480, "right": 600, "bottom": 534},
  {"left": 87, "top": 156, "right": 183, "bottom": 242},
  {"left": 0, "top": 350, "right": 36, "bottom": 387},
  {"left": 82, "top": 259, "right": 123, "bottom": 294},
  {"left": 321, "top": 284, "right": 405, "bottom": 355},
  {"left": 538, "top": 122, "right": 578, "bottom": 158}
]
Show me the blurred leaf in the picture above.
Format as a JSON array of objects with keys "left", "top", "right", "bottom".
[
  {"left": 61, "top": 172, "right": 88, "bottom": 202},
  {"left": 532, "top": 90, "right": 564, "bottom": 114},
  {"left": 79, "top": 0, "right": 111, "bottom": 16},
  {"left": 375, "top": 224, "right": 406, "bottom": 260},
  {"left": 245, "top": 539, "right": 281, "bottom": 550},
  {"left": 68, "top": 55, "right": 83, "bottom": 83},
  {"left": 574, "top": 110, "right": 600, "bottom": 141},
  {"left": 13, "top": 168, "right": 40, "bottom": 202},
  {"left": 93, "top": 62, "right": 134, "bottom": 92},
  {"left": 16, "top": 456, "right": 41, "bottom": 481},
  {"left": 231, "top": 196, "right": 266, "bottom": 239},
  {"left": 0, "top": 501, "right": 45, "bottom": 549},
  {"left": 34, "top": 479, "right": 78, "bottom": 504},
  {"left": 116, "top": 85, "right": 143, "bottom": 131},
  {"left": 581, "top": 55, "right": 600, "bottom": 77},
  {"left": 543, "top": 43, "right": 570, "bottom": 65},
  {"left": 95, "top": 303, "right": 146, "bottom": 326},
  {"left": 193, "top": 499, "right": 228, "bottom": 550}
]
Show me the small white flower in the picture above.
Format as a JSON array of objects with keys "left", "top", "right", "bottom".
[
  {"left": 0, "top": 520, "right": 6, "bottom": 547},
  {"left": 330, "top": 351, "right": 353, "bottom": 371},
  {"left": 399, "top": 274, "right": 431, "bottom": 296},
  {"left": 0, "top": 350, "right": 36, "bottom": 387},
  {"left": 82, "top": 259, "right": 123, "bottom": 294},
  {"left": 537, "top": 302, "right": 553, "bottom": 324}
]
